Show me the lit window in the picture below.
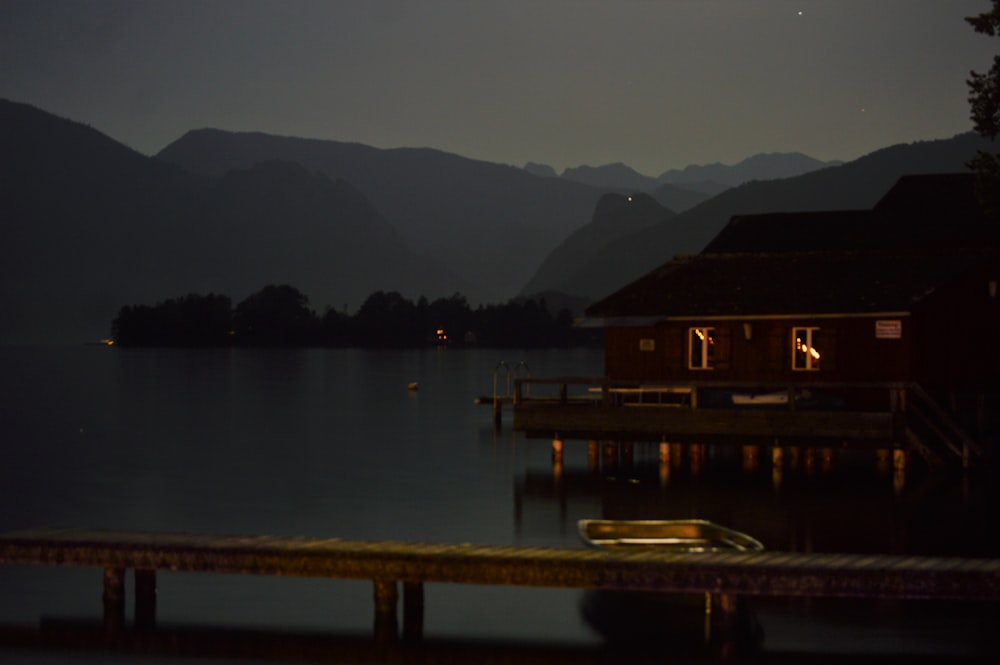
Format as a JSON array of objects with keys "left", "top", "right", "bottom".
[
  {"left": 792, "top": 327, "right": 822, "bottom": 370},
  {"left": 689, "top": 327, "right": 715, "bottom": 369}
]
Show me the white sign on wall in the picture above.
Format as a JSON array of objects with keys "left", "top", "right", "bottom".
[{"left": 875, "top": 320, "right": 902, "bottom": 339}]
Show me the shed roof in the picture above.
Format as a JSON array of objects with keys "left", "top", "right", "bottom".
[
  {"left": 585, "top": 249, "right": 999, "bottom": 321},
  {"left": 703, "top": 174, "right": 999, "bottom": 255}
]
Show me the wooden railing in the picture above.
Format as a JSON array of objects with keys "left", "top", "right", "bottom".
[{"left": 513, "top": 377, "right": 910, "bottom": 412}]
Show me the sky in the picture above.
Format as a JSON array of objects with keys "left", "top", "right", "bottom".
[{"left": 1, "top": 0, "right": 996, "bottom": 176}]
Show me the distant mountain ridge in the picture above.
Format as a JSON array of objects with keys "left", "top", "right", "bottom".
[
  {"left": 658, "top": 152, "right": 842, "bottom": 189},
  {"left": 157, "top": 129, "right": 610, "bottom": 304},
  {"left": 529, "top": 152, "right": 839, "bottom": 197},
  {"left": 2, "top": 97, "right": 989, "bottom": 344},
  {"left": 0, "top": 99, "right": 462, "bottom": 343},
  {"left": 522, "top": 133, "right": 992, "bottom": 302},
  {"left": 519, "top": 193, "right": 673, "bottom": 299}
]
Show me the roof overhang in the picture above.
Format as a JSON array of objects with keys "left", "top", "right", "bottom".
[{"left": 579, "top": 311, "right": 912, "bottom": 327}]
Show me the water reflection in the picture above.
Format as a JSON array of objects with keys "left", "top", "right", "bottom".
[
  {"left": 512, "top": 435, "right": 1000, "bottom": 660},
  {"left": 514, "top": 438, "right": 1000, "bottom": 557}
]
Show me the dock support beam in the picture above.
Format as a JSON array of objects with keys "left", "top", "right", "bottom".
[
  {"left": 373, "top": 579, "right": 398, "bottom": 642},
  {"left": 102, "top": 566, "right": 125, "bottom": 631},
  {"left": 373, "top": 579, "right": 424, "bottom": 641},
  {"left": 403, "top": 581, "right": 424, "bottom": 640},
  {"left": 135, "top": 569, "right": 157, "bottom": 629}
]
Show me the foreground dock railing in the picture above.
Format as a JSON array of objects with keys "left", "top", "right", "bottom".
[{"left": 3, "top": 528, "right": 1000, "bottom": 641}]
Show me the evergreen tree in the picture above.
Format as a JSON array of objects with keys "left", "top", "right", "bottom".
[{"left": 967, "top": 1, "right": 1000, "bottom": 216}]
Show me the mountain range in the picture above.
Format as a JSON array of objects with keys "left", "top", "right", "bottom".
[
  {"left": 1, "top": 100, "right": 460, "bottom": 343},
  {"left": 156, "top": 129, "right": 608, "bottom": 306},
  {"left": 0, "top": 97, "right": 990, "bottom": 343},
  {"left": 530, "top": 153, "right": 840, "bottom": 197},
  {"left": 523, "top": 132, "right": 994, "bottom": 302}
]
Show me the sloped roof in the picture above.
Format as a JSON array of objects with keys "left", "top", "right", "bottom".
[
  {"left": 585, "top": 249, "right": 998, "bottom": 320},
  {"left": 703, "top": 174, "right": 999, "bottom": 254}
]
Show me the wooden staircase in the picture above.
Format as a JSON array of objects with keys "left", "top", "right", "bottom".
[{"left": 905, "top": 383, "right": 984, "bottom": 470}]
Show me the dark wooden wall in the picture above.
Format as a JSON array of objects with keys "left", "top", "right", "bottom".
[{"left": 604, "top": 316, "right": 913, "bottom": 384}]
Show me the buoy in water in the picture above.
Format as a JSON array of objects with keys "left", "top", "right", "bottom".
[{"left": 407, "top": 382, "right": 419, "bottom": 391}]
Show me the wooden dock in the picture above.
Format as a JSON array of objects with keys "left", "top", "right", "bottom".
[
  {"left": 509, "top": 377, "right": 904, "bottom": 444},
  {"left": 2, "top": 528, "right": 1000, "bottom": 641}
]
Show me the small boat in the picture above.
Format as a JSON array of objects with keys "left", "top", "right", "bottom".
[
  {"left": 578, "top": 519, "right": 766, "bottom": 651},
  {"left": 578, "top": 519, "right": 763, "bottom": 552}
]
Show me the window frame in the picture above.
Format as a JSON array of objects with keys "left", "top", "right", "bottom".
[
  {"left": 792, "top": 326, "right": 822, "bottom": 371},
  {"left": 688, "top": 326, "right": 716, "bottom": 370}
]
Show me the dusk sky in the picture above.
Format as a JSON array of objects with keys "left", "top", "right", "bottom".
[{"left": 1, "top": 0, "right": 995, "bottom": 176}]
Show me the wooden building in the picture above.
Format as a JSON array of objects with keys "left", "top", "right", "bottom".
[
  {"left": 513, "top": 175, "right": 1000, "bottom": 458},
  {"left": 585, "top": 249, "right": 1000, "bottom": 400},
  {"left": 586, "top": 174, "right": 1000, "bottom": 399}
]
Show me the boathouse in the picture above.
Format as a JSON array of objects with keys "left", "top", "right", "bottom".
[
  {"left": 586, "top": 173, "right": 1000, "bottom": 399},
  {"left": 584, "top": 248, "right": 1000, "bottom": 403},
  {"left": 513, "top": 174, "right": 1000, "bottom": 459}
]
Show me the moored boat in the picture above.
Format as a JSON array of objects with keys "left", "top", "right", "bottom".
[{"left": 578, "top": 518, "right": 763, "bottom": 552}]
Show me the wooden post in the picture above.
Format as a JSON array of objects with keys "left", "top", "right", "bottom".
[
  {"left": 713, "top": 593, "right": 740, "bottom": 629},
  {"left": 876, "top": 448, "right": 890, "bottom": 474},
  {"left": 135, "top": 569, "right": 157, "bottom": 629},
  {"left": 551, "top": 437, "right": 564, "bottom": 480},
  {"left": 587, "top": 440, "right": 599, "bottom": 473},
  {"left": 742, "top": 444, "right": 760, "bottom": 472},
  {"left": 671, "top": 442, "right": 683, "bottom": 468},
  {"left": 893, "top": 448, "right": 906, "bottom": 496},
  {"left": 787, "top": 445, "right": 800, "bottom": 471},
  {"left": 821, "top": 447, "right": 835, "bottom": 474},
  {"left": 659, "top": 441, "right": 671, "bottom": 486},
  {"left": 102, "top": 567, "right": 125, "bottom": 632},
  {"left": 620, "top": 441, "right": 634, "bottom": 469},
  {"left": 551, "top": 437, "right": 563, "bottom": 462},
  {"left": 402, "top": 581, "right": 424, "bottom": 641},
  {"left": 602, "top": 441, "right": 618, "bottom": 473},
  {"left": 690, "top": 443, "right": 704, "bottom": 475},
  {"left": 373, "top": 579, "right": 398, "bottom": 642}
]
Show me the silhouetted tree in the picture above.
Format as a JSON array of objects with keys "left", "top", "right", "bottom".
[
  {"left": 321, "top": 306, "right": 351, "bottom": 345},
  {"left": 351, "top": 290, "right": 420, "bottom": 346},
  {"left": 111, "top": 287, "right": 595, "bottom": 348},
  {"left": 426, "top": 293, "right": 474, "bottom": 344},
  {"left": 967, "top": 1, "right": 1000, "bottom": 216},
  {"left": 233, "top": 284, "right": 319, "bottom": 346},
  {"left": 112, "top": 293, "right": 232, "bottom": 346}
]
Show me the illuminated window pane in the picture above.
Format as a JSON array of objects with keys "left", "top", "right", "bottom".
[
  {"left": 792, "top": 327, "right": 821, "bottom": 371},
  {"left": 689, "top": 327, "right": 715, "bottom": 369}
]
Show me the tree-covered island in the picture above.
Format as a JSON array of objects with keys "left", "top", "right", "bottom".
[{"left": 110, "top": 285, "right": 599, "bottom": 348}]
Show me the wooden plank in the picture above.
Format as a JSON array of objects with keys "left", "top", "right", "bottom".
[{"left": 2, "top": 528, "right": 999, "bottom": 601}]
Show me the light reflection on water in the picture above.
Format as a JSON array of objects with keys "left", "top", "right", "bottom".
[{"left": 0, "top": 346, "right": 998, "bottom": 662}]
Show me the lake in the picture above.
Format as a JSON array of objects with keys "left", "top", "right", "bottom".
[{"left": 1, "top": 345, "right": 998, "bottom": 663}]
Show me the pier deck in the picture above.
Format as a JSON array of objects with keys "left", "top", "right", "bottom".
[{"left": 2, "top": 527, "right": 999, "bottom": 638}]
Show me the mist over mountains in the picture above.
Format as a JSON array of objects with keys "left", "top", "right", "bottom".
[{"left": 1, "top": 97, "right": 989, "bottom": 343}]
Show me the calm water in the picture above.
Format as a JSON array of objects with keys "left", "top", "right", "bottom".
[{"left": 1, "top": 345, "right": 998, "bottom": 663}]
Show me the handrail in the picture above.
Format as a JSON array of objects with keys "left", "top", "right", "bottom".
[
  {"left": 493, "top": 361, "right": 511, "bottom": 405},
  {"left": 513, "top": 377, "right": 910, "bottom": 411},
  {"left": 515, "top": 377, "right": 911, "bottom": 390},
  {"left": 905, "top": 382, "right": 983, "bottom": 467}
]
